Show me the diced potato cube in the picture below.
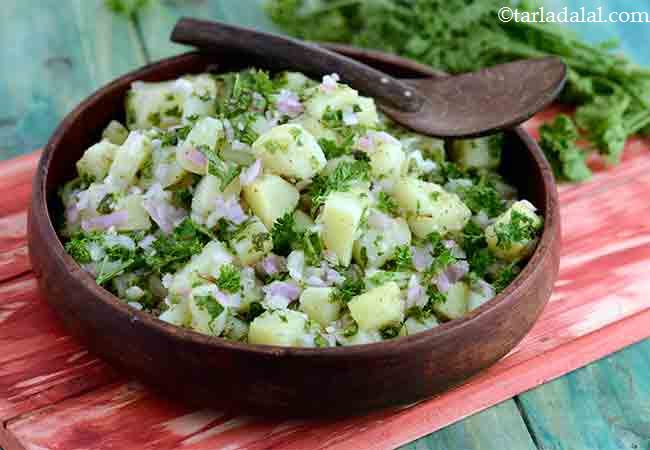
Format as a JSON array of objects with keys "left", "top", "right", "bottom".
[
  {"left": 305, "top": 84, "right": 379, "bottom": 127},
  {"left": 391, "top": 178, "right": 444, "bottom": 216},
  {"left": 248, "top": 309, "right": 308, "bottom": 346},
  {"left": 171, "top": 241, "right": 235, "bottom": 291},
  {"left": 401, "top": 315, "right": 439, "bottom": 336},
  {"left": 231, "top": 218, "right": 273, "bottom": 266},
  {"left": 243, "top": 174, "right": 299, "bottom": 229},
  {"left": 485, "top": 200, "right": 542, "bottom": 261},
  {"left": 407, "top": 207, "right": 470, "bottom": 239},
  {"left": 181, "top": 74, "right": 218, "bottom": 121},
  {"left": 126, "top": 80, "right": 182, "bottom": 130},
  {"left": 468, "top": 290, "right": 493, "bottom": 311},
  {"left": 116, "top": 193, "right": 151, "bottom": 231},
  {"left": 450, "top": 135, "right": 502, "bottom": 169},
  {"left": 321, "top": 191, "right": 367, "bottom": 266},
  {"left": 224, "top": 315, "right": 249, "bottom": 341},
  {"left": 278, "top": 71, "right": 311, "bottom": 91},
  {"left": 151, "top": 146, "right": 187, "bottom": 188},
  {"left": 367, "top": 133, "right": 405, "bottom": 182},
  {"left": 108, "top": 132, "right": 153, "bottom": 190},
  {"left": 353, "top": 213, "right": 411, "bottom": 268},
  {"left": 252, "top": 124, "right": 326, "bottom": 180},
  {"left": 191, "top": 174, "right": 241, "bottom": 223},
  {"left": 102, "top": 121, "right": 129, "bottom": 145},
  {"left": 159, "top": 300, "right": 190, "bottom": 327},
  {"left": 188, "top": 285, "right": 229, "bottom": 336},
  {"left": 393, "top": 178, "right": 471, "bottom": 238},
  {"left": 293, "top": 115, "right": 339, "bottom": 143},
  {"left": 176, "top": 117, "right": 224, "bottom": 175},
  {"left": 348, "top": 282, "right": 403, "bottom": 331},
  {"left": 300, "top": 287, "right": 339, "bottom": 327},
  {"left": 338, "top": 330, "right": 382, "bottom": 346},
  {"left": 76, "top": 140, "right": 119, "bottom": 181},
  {"left": 432, "top": 282, "right": 469, "bottom": 320}
]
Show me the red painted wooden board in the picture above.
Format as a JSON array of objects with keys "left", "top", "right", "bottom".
[{"left": 2, "top": 112, "right": 650, "bottom": 450}]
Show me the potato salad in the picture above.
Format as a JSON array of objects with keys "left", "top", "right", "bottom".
[{"left": 59, "top": 69, "right": 543, "bottom": 347}]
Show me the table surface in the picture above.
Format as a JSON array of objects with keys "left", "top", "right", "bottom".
[{"left": 1, "top": 1, "right": 649, "bottom": 449}]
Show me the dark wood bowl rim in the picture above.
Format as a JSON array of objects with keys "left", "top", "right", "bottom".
[{"left": 34, "top": 48, "right": 559, "bottom": 359}]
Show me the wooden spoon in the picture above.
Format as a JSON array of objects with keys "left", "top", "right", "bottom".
[{"left": 171, "top": 18, "right": 567, "bottom": 139}]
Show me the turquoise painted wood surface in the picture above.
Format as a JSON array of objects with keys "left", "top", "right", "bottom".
[
  {"left": 0, "top": 0, "right": 145, "bottom": 160},
  {"left": 0, "top": 1, "right": 649, "bottom": 449}
]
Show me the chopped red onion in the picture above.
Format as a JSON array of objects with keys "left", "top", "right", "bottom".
[
  {"left": 356, "top": 136, "right": 372, "bottom": 152},
  {"left": 258, "top": 254, "right": 287, "bottom": 276},
  {"left": 435, "top": 270, "right": 451, "bottom": 293},
  {"left": 213, "top": 195, "right": 247, "bottom": 224},
  {"left": 143, "top": 184, "right": 188, "bottom": 234},
  {"left": 412, "top": 246, "right": 433, "bottom": 272},
  {"left": 324, "top": 267, "right": 345, "bottom": 286},
  {"left": 473, "top": 279, "right": 495, "bottom": 299},
  {"left": 407, "top": 274, "right": 427, "bottom": 308},
  {"left": 305, "top": 275, "right": 327, "bottom": 287},
  {"left": 445, "top": 261, "right": 470, "bottom": 284},
  {"left": 263, "top": 281, "right": 301, "bottom": 301},
  {"left": 81, "top": 210, "right": 129, "bottom": 231},
  {"left": 215, "top": 290, "right": 241, "bottom": 309},
  {"left": 239, "top": 159, "right": 262, "bottom": 186},
  {"left": 370, "top": 131, "right": 400, "bottom": 147},
  {"left": 320, "top": 73, "right": 340, "bottom": 92},
  {"left": 186, "top": 147, "right": 207, "bottom": 168},
  {"left": 276, "top": 89, "right": 304, "bottom": 117}
]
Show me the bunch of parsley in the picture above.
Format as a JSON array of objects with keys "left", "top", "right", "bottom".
[{"left": 267, "top": 0, "right": 650, "bottom": 181}]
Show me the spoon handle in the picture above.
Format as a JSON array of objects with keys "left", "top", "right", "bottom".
[{"left": 171, "top": 18, "right": 424, "bottom": 113}]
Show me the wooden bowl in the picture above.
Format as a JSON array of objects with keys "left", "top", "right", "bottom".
[{"left": 28, "top": 47, "right": 560, "bottom": 416}]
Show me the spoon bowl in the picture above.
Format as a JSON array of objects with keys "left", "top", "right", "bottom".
[{"left": 172, "top": 18, "right": 567, "bottom": 138}]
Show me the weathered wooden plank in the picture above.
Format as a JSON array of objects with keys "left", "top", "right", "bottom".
[
  {"left": 0, "top": 275, "right": 120, "bottom": 421},
  {"left": 0, "top": 213, "right": 29, "bottom": 283},
  {"left": 399, "top": 400, "right": 537, "bottom": 450},
  {"left": 0, "top": 0, "right": 145, "bottom": 161},
  {"left": 517, "top": 339, "right": 650, "bottom": 450},
  {"left": 136, "top": 0, "right": 279, "bottom": 61},
  {"left": 0, "top": 151, "right": 39, "bottom": 218}
]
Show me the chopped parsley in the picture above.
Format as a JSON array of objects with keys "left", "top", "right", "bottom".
[
  {"left": 493, "top": 262, "right": 520, "bottom": 293},
  {"left": 195, "top": 295, "right": 225, "bottom": 319},
  {"left": 458, "top": 181, "right": 506, "bottom": 218},
  {"left": 386, "top": 245, "right": 412, "bottom": 272},
  {"left": 271, "top": 212, "right": 297, "bottom": 256},
  {"left": 216, "top": 264, "right": 241, "bottom": 293},
  {"left": 376, "top": 191, "right": 398, "bottom": 216},
  {"left": 330, "top": 276, "right": 365, "bottom": 304},
  {"left": 145, "top": 219, "right": 209, "bottom": 274},
  {"left": 308, "top": 160, "right": 370, "bottom": 213},
  {"left": 494, "top": 210, "right": 540, "bottom": 250}
]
